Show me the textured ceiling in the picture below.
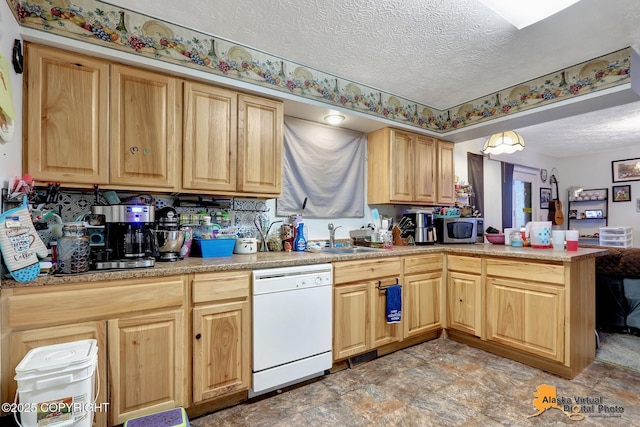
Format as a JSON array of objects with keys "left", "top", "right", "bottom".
[{"left": 103, "top": 0, "right": 640, "bottom": 157}]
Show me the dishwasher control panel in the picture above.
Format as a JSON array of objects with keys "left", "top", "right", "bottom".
[
  {"left": 296, "top": 273, "right": 331, "bottom": 288},
  {"left": 253, "top": 264, "right": 333, "bottom": 295}
]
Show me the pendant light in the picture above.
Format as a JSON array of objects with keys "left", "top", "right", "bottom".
[{"left": 482, "top": 131, "right": 525, "bottom": 155}]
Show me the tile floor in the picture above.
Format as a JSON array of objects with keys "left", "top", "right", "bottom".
[{"left": 191, "top": 338, "right": 640, "bottom": 426}]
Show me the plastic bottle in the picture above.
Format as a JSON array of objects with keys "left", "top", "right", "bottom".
[{"left": 294, "top": 222, "right": 307, "bottom": 251}]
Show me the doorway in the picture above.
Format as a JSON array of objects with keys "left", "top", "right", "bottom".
[{"left": 512, "top": 166, "right": 537, "bottom": 230}]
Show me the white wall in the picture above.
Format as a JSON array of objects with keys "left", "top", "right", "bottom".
[{"left": 0, "top": 2, "right": 23, "bottom": 189}]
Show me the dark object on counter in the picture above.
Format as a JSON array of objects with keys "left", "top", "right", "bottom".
[{"left": 485, "top": 226, "right": 500, "bottom": 234}]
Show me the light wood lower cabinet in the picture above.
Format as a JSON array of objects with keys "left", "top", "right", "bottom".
[
  {"left": 108, "top": 309, "right": 186, "bottom": 424},
  {"left": 191, "top": 271, "right": 251, "bottom": 403},
  {"left": 403, "top": 254, "right": 443, "bottom": 338},
  {"left": 333, "top": 258, "right": 402, "bottom": 360},
  {"left": 333, "top": 282, "right": 370, "bottom": 359},
  {"left": 8, "top": 322, "right": 108, "bottom": 427},
  {"left": 0, "top": 276, "right": 188, "bottom": 426},
  {"left": 446, "top": 255, "right": 482, "bottom": 337},
  {"left": 486, "top": 277, "right": 565, "bottom": 362}
]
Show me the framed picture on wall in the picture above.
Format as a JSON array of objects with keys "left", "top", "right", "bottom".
[
  {"left": 612, "top": 184, "right": 632, "bottom": 202},
  {"left": 612, "top": 157, "right": 640, "bottom": 182},
  {"left": 540, "top": 187, "right": 551, "bottom": 209}
]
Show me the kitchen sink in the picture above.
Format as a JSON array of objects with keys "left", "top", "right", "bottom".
[{"left": 322, "top": 246, "right": 387, "bottom": 254}]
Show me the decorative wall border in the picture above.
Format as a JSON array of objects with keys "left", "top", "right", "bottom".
[{"left": 7, "top": 0, "right": 633, "bottom": 134}]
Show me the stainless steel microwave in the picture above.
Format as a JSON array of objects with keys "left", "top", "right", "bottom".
[{"left": 434, "top": 217, "right": 484, "bottom": 244}]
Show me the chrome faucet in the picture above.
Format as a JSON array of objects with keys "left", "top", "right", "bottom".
[{"left": 328, "top": 223, "right": 343, "bottom": 248}]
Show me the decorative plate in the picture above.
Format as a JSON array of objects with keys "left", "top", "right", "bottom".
[
  {"left": 141, "top": 20, "right": 173, "bottom": 40},
  {"left": 540, "top": 168, "right": 548, "bottom": 183},
  {"left": 227, "top": 46, "right": 252, "bottom": 63},
  {"left": 579, "top": 60, "right": 608, "bottom": 79},
  {"left": 293, "top": 66, "right": 313, "bottom": 82},
  {"left": 509, "top": 85, "right": 530, "bottom": 101},
  {"left": 344, "top": 83, "right": 361, "bottom": 96}
]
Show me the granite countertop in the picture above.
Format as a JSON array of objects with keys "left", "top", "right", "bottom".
[{"left": 0, "top": 244, "right": 609, "bottom": 289}]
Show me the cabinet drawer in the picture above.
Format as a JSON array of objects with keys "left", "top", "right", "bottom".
[
  {"left": 333, "top": 258, "right": 402, "bottom": 284},
  {"left": 4, "top": 277, "right": 186, "bottom": 330},
  {"left": 192, "top": 271, "right": 251, "bottom": 303},
  {"left": 447, "top": 255, "right": 481, "bottom": 274},
  {"left": 486, "top": 259, "right": 565, "bottom": 285},
  {"left": 404, "top": 253, "right": 443, "bottom": 275}
]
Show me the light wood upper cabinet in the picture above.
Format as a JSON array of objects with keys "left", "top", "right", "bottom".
[
  {"left": 110, "top": 64, "right": 181, "bottom": 190},
  {"left": 25, "top": 43, "right": 109, "bottom": 184},
  {"left": 414, "top": 136, "right": 437, "bottom": 203},
  {"left": 237, "top": 94, "right": 283, "bottom": 195},
  {"left": 437, "top": 140, "right": 456, "bottom": 205},
  {"left": 182, "top": 82, "right": 237, "bottom": 192},
  {"left": 367, "top": 128, "right": 445, "bottom": 205}
]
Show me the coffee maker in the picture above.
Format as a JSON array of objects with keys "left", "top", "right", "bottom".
[
  {"left": 91, "top": 205, "right": 157, "bottom": 269},
  {"left": 401, "top": 211, "right": 436, "bottom": 245}
]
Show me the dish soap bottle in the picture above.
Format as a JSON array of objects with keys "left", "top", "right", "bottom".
[{"left": 294, "top": 222, "right": 307, "bottom": 252}]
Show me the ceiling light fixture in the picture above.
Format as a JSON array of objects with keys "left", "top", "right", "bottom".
[
  {"left": 482, "top": 131, "right": 525, "bottom": 155},
  {"left": 479, "top": 0, "right": 581, "bottom": 29},
  {"left": 324, "top": 114, "right": 345, "bottom": 125}
]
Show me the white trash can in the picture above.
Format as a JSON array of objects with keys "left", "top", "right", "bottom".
[{"left": 14, "top": 339, "right": 98, "bottom": 427}]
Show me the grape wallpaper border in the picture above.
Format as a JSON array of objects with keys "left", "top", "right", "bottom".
[{"left": 7, "top": 0, "right": 633, "bottom": 134}]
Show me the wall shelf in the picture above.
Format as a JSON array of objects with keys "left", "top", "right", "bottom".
[{"left": 566, "top": 188, "right": 608, "bottom": 241}]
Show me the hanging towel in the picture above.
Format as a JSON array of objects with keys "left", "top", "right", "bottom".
[{"left": 386, "top": 285, "right": 402, "bottom": 324}]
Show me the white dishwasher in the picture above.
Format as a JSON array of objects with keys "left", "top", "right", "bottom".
[{"left": 250, "top": 263, "right": 333, "bottom": 397}]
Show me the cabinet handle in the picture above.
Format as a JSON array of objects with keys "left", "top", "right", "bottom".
[
  {"left": 195, "top": 333, "right": 201, "bottom": 340},
  {"left": 459, "top": 299, "right": 463, "bottom": 303}
]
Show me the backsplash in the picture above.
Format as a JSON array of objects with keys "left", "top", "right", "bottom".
[{"left": 3, "top": 188, "right": 268, "bottom": 246}]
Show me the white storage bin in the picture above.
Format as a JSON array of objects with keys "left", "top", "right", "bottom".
[
  {"left": 599, "top": 226, "right": 633, "bottom": 248},
  {"left": 14, "top": 340, "right": 98, "bottom": 427}
]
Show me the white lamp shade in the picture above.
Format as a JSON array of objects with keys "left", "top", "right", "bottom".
[{"left": 482, "top": 131, "right": 525, "bottom": 154}]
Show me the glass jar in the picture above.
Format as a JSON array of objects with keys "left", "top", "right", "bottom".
[{"left": 57, "top": 222, "right": 91, "bottom": 274}]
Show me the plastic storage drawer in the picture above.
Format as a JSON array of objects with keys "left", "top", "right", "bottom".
[{"left": 599, "top": 226, "right": 633, "bottom": 248}]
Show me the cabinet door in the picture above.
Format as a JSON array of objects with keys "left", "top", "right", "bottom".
[
  {"left": 108, "top": 309, "right": 186, "bottom": 425},
  {"left": 183, "top": 82, "right": 237, "bottom": 192},
  {"left": 389, "top": 130, "right": 414, "bottom": 202},
  {"left": 447, "top": 271, "right": 481, "bottom": 336},
  {"left": 237, "top": 94, "right": 283, "bottom": 195},
  {"left": 334, "top": 283, "right": 370, "bottom": 360},
  {"left": 371, "top": 280, "right": 402, "bottom": 348},
  {"left": 193, "top": 300, "right": 250, "bottom": 403},
  {"left": 413, "top": 136, "right": 437, "bottom": 203},
  {"left": 437, "top": 140, "right": 456, "bottom": 204},
  {"left": 486, "top": 278, "right": 565, "bottom": 362},
  {"left": 26, "top": 43, "right": 109, "bottom": 184},
  {"left": 404, "top": 272, "right": 442, "bottom": 338},
  {"left": 110, "top": 64, "right": 181, "bottom": 189},
  {"left": 7, "top": 322, "right": 108, "bottom": 427}
]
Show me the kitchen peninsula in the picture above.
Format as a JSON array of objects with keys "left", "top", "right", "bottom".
[{"left": 1, "top": 245, "right": 607, "bottom": 426}]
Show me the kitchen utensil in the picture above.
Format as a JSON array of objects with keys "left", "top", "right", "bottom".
[{"left": 254, "top": 213, "right": 269, "bottom": 251}]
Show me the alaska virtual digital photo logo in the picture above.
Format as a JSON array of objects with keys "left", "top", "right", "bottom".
[{"left": 529, "top": 384, "right": 625, "bottom": 421}]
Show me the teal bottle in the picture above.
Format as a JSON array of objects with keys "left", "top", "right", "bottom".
[{"left": 294, "top": 222, "right": 307, "bottom": 251}]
